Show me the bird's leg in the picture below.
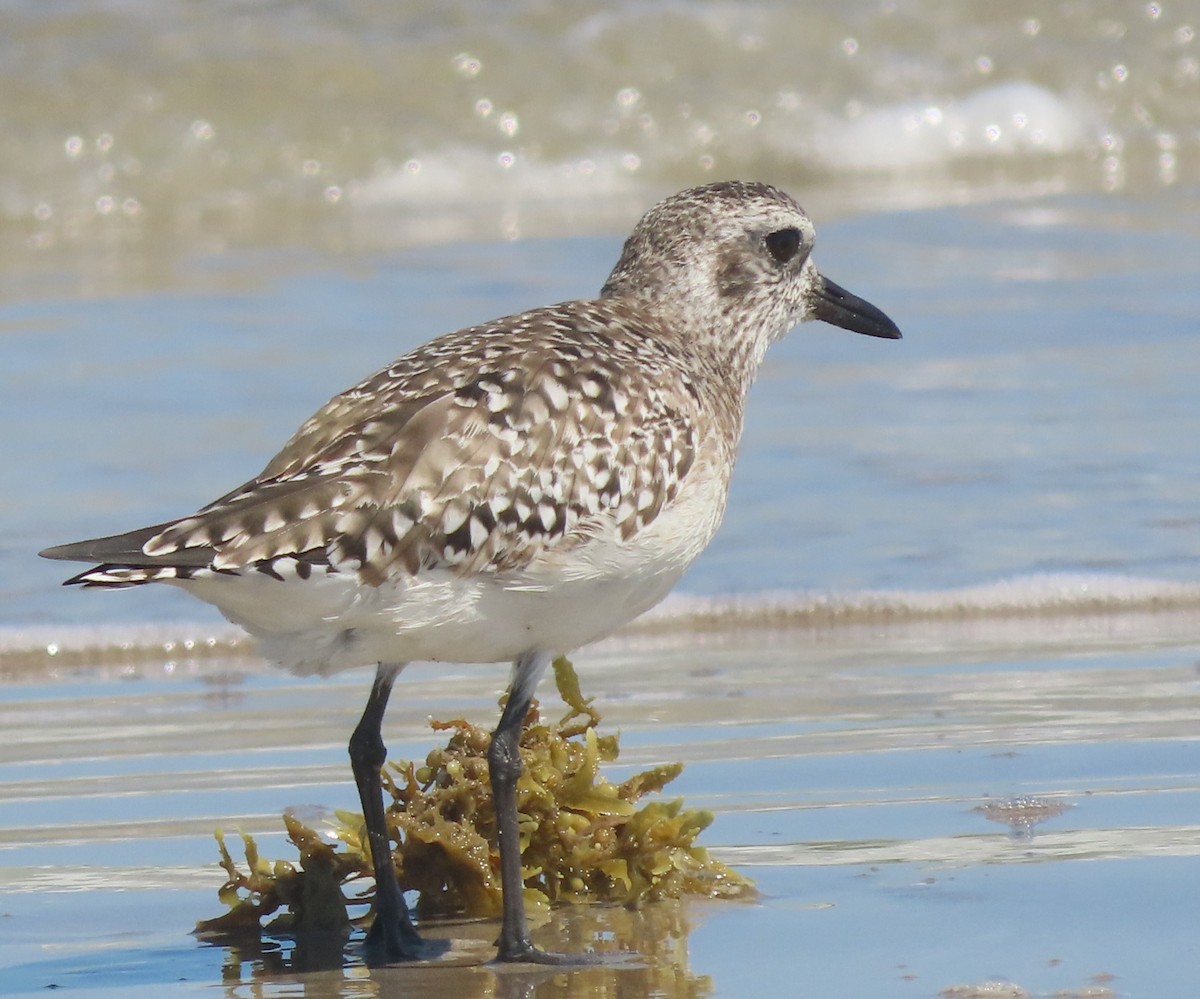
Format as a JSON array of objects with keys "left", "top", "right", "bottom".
[
  {"left": 490, "top": 650, "right": 599, "bottom": 964},
  {"left": 349, "top": 661, "right": 424, "bottom": 962},
  {"left": 489, "top": 649, "right": 551, "bottom": 961}
]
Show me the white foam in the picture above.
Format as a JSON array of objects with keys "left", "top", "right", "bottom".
[
  {"left": 351, "top": 147, "right": 640, "bottom": 208},
  {"left": 640, "top": 572, "right": 1200, "bottom": 629},
  {"left": 807, "top": 82, "right": 1099, "bottom": 172},
  {"left": 326, "top": 147, "right": 656, "bottom": 247},
  {"left": 4, "top": 574, "right": 1199, "bottom": 671},
  {"left": 0, "top": 621, "right": 245, "bottom": 663}
]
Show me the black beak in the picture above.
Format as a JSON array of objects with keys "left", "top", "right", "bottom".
[{"left": 813, "top": 277, "right": 902, "bottom": 340}]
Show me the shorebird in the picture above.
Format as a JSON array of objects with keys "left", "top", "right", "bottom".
[{"left": 40, "top": 180, "right": 901, "bottom": 964}]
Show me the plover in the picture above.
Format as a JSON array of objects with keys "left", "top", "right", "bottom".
[{"left": 41, "top": 180, "right": 901, "bottom": 963}]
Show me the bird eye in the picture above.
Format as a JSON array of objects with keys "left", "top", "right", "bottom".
[{"left": 764, "top": 227, "right": 801, "bottom": 264}]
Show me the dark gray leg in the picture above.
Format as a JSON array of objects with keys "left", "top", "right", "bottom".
[
  {"left": 490, "top": 649, "right": 598, "bottom": 964},
  {"left": 349, "top": 662, "right": 424, "bottom": 962}
]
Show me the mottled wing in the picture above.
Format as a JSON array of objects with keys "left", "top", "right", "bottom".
[{"left": 133, "top": 306, "right": 700, "bottom": 585}]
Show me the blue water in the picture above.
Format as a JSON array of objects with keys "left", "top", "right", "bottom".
[
  {"left": 7, "top": 188, "right": 1200, "bottom": 633},
  {"left": 3, "top": 4, "right": 1200, "bottom": 996},
  {"left": 4, "top": 631, "right": 1200, "bottom": 998}
]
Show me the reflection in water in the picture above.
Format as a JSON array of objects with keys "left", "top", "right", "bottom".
[
  {"left": 5, "top": 623, "right": 1200, "bottom": 996},
  {"left": 212, "top": 902, "right": 714, "bottom": 998},
  {"left": 974, "top": 795, "right": 1072, "bottom": 841}
]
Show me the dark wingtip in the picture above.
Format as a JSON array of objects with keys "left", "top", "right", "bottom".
[
  {"left": 40, "top": 542, "right": 91, "bottom": 562},
  {"left": 38, "top": 522, "right": 185, "bottom": 566}
]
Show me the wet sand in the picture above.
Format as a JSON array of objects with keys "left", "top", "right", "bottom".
[{"left": 3, "top": 610, "right": 1199, "bottom": 997}]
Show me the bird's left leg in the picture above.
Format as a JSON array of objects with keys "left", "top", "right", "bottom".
[{"left": 488, "top": 649, "right": 603, "bottom": 964}]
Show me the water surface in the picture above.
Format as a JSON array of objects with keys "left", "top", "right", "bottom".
[{"left": 2, "top": 2, "right": 1200, "bottom": 996}]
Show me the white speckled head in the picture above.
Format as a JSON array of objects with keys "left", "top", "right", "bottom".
[{"left": 601, "top": 180, "right": 899, "bottom": 376}]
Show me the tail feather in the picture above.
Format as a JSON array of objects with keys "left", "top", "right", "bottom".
[{"left": 61, "top": 563, "right": 197, "bottom": 587}]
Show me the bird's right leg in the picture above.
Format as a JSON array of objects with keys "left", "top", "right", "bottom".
[{"left": 348, "top": 661, "right": 425, "bottom": 962}]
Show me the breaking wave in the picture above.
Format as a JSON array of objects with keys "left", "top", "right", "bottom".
[{"left": 5, "top": 573, "right": 1199, "bottom": 674}]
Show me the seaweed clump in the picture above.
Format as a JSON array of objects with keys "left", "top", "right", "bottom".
[{"left": 197, "top": 657, "right": 753, "bottom": 939}]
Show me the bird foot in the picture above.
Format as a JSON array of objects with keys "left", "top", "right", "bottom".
[
  {"left": 494, "top": 938, "right": 616, "bottom": 966},
  {"left": 363, "top": 917, "right": 448, "bottom": 965}
]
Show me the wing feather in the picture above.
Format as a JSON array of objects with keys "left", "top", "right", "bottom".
[{"left": 46, "top": 303, "right": 704, "bottom": 587}]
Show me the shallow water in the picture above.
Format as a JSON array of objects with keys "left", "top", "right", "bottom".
[
  {"left": 4, "top": 618, "right": 1200, "bottom": 997},
  {"left": 3, "top": 0, "right": 1196, "bottom": 273},
  {"left": 3, "top": 2, "right": 1200, "bottom": 996}
]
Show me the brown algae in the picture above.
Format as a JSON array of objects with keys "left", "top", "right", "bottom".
[{"left": 197, "top": 656, "right": 753, "bottom": 938}]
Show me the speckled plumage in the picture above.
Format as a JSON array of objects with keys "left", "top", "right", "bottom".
[
  {"left": 41, "top": 180, "right": 901, "bottom": 963},
  {"left": 43, "top": 181, "right": 901, "bottom": 674},
  {"left": 146, "top": 302, "right": 708, "bottom": 583}
]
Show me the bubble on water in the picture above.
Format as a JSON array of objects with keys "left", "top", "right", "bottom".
[
  {"left": 1159, "top": 151, "right": 1177, "bottom": 184},
  {"left": 453, "top": 53, "right": 482, "bottom": 78}
]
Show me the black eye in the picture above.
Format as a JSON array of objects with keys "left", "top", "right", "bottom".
[{"left": 764, "top": 227, "right": 802, "bottom": 264}]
